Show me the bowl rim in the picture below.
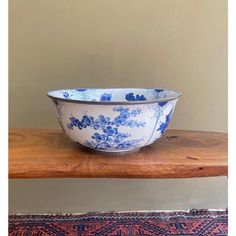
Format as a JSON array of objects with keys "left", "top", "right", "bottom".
[{"left": 47, "top": 87, "right": 182, "bottom": 105}]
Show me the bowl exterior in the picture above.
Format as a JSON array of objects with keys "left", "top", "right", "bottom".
[{"left": 51, "top": 99, "right": 178, "bottom": 152}]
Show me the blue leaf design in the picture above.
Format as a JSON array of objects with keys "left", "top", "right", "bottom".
[
  {"left": 159, "top": 101, "right": 168, "bottom": 107},
  {"left": 157, "top": 109, "right": 173, "bottom": 133}
]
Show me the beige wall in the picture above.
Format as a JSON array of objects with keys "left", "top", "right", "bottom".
[
  {"left": 10, "top": 177, "right": 227, "bottom": 214},
  {"left": 9, "top": 0, "right": 227, "bottom": 131},
  {"left": 9, "top": 0, "right": 227, "bottom": 213}
]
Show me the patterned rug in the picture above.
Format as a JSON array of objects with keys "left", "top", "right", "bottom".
[{"left": 9, "top": 209, "right": 227, "bottom": 236}]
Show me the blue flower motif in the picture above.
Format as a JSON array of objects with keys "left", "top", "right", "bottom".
[
  {"left": 125, "top": 93, "right": 147, "bottom": 101},
  {"left": 92, "top": 133, "right": 107, "bottom": 142},
  {"left": 113, "top": 133, "right": 129, "bottom": 144},
  {"left": 130, "top": 109, "right": 142, "bottom": 117},
  {"left": 100, "top": 93, "right": 112, "bottom": 101},
  {"left": 69, "top": 116, "right": 80, "bottom": 127},
  {"left": 120, "top": 108, "right": 129, "bottom": 113},
  {"left": 113, "top": 107, "right": 129, "bottom": 113},
  {"left": 113, "top": 107, "right": 145, "bottom": 127},
  {"left": 63, "top": 92, "right": 70, "bottom": 98},
  {"left": 120, "top": 112, "right": 130, "bottom": 119},
  {"left": 69, "top": 116, "right": 93, "bottom": 129},
  {"left": 119, "top": 111, "right": 130, "bottom": 121},
  {"left": 99, "top": 115, "right": 109, "bottom": 123},
  {"left": 103, "top": 126, "right": 118, "bottom": 136},
  {"left": 81, "top": 115, "right": 94, "bottom": 126},
  {"left": 93, "top": 115, "right": 111, "bottom": 129},
  {"left": 114, "top": 116, "right": 126, "bottom": 126}
]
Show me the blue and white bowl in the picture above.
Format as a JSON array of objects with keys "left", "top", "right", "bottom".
[{"left": 48, "top": 88, "right": 181, "bottom": 153}]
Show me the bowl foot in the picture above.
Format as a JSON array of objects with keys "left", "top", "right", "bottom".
[
  {"left": 91, "top": 148, "right": 141, "bottom": 155},
  {"left": 78, "top": 143, "right": 141, "bottom": 154}
]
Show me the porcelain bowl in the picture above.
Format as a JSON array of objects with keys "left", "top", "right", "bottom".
[{"left": 48, "top": 88, "right": 181, "bottom": 153}]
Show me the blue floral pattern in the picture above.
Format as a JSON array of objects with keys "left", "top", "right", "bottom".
[
  {"left": 157, "top": 108, "right": 174, "bottom": 134},
  {"left": 48, "top": 88, "right": 181, "bottom": 152},
  {"left": 62, "top": 91, "right": 70, "bottom": 98},
  {"left": 51, "top": 88, "right": 179, "bottom": 103},
  {"left": 67, "top": 107, "right": 146, "bottom": 151},
  {"left": 100, "top": 93, "right": 112, "bottom": 101},
  {"left": 125, "top": 93, "right": 147, "bottom": 101}
]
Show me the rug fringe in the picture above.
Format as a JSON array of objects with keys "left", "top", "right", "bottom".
[{"left": 9, "top": 208, "right": 228, "bottom": 216}]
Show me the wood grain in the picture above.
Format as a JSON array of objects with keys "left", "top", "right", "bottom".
[{"left": 9, "top": 128, "right": 228, "bottom": 179}]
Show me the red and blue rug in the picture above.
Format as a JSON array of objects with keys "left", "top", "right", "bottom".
[{"left": 9, "top": 209, "right": 227, "bottom": 236}]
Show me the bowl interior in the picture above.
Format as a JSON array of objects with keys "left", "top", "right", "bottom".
[{"left": 47, "top": 88, "right": 181, "bottom": 103}]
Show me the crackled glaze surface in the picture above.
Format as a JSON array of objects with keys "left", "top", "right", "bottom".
[{"left": 48, "top": 88, "right": 181, "bottom": 152}]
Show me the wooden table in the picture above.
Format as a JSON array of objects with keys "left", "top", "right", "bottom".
[{"left": 9, "top": 128, "right": 227, "bottom": 179}]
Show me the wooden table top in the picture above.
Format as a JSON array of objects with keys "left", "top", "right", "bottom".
[{"left": 9, "top": 128, "right": 228, "bottom": 179}]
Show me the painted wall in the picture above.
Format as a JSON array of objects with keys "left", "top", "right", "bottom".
[{"left": 9, "top": 0, "right": 227, "bottom": 213}]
